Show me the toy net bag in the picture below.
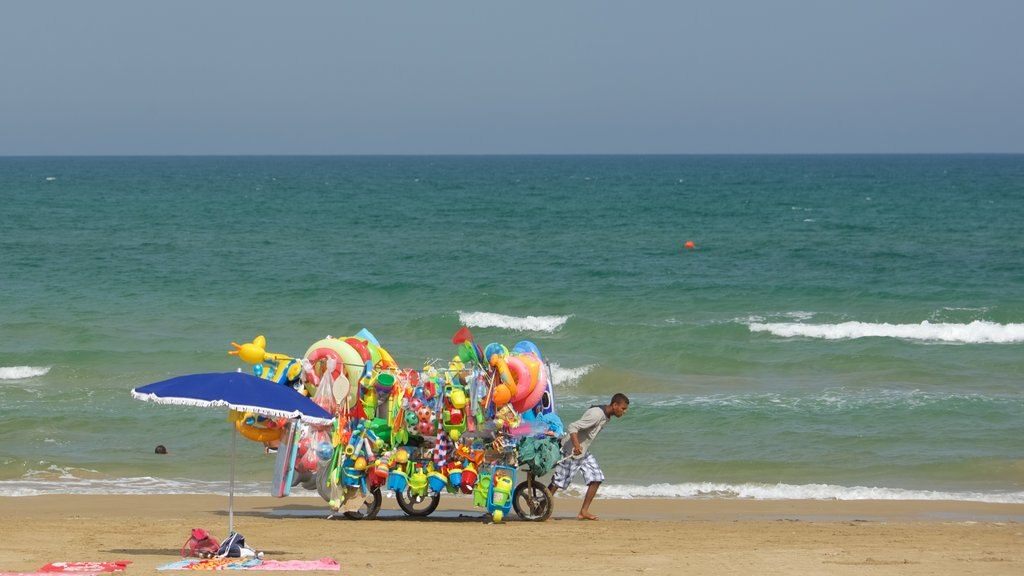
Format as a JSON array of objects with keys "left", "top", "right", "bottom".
[{"left": 181, "top": 528, "right": 219, "bottom": 558}]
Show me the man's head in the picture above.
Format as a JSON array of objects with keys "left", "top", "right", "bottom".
[{"left": 609, "top": 393, "right": 630, "bottom": 418}]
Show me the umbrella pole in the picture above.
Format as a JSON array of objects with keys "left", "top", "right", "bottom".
[{"left": 229, "top": 420, "right": 236, "bottom": 534}]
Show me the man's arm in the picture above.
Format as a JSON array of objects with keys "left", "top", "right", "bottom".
[
  {"left": 568, "top": 431, "right": 582, "bottom": 455},
  {"left": 565, "top": 407, "right": 604, "bottom": 455}
]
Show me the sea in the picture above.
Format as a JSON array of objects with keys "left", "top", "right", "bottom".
[{"left": 1, "top": 155, "right": 1022, "bottom": 503}]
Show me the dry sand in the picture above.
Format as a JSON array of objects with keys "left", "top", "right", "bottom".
[{"left": 1, "top": 495, "right": 1021, "bottom": 575}]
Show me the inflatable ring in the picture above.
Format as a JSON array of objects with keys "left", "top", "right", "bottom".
[
  {"left": 513, "top": 354, "right": 548, "bottom": 413},
  {"left": 344, "top": 337, "right": 373, "bottom": 363},
  {"left": 302, "top": 346, "right": 346, "bottom": 397},
  {"left": 506, "top": 356, "right": 533, "bottom": 403},
  {"left": 236, "top": 419, "right": 284, "bottom": 443},
  {"left": 303, "top": 338, "right": 364, "bottom": 404},
  {"left": 351, "top": 337, "right": 398, "bottom": 371}
]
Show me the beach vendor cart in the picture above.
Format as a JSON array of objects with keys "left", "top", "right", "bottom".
[
  {"left": 254, "top": 327, "right": 563, "bottom": 523},
  {"left": 312, "top": 360, "right": 563, "bottom": 522}
]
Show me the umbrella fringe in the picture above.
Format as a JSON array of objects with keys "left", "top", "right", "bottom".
[{"left": 131, "top": 389, "right": 334, "bottom": 426}]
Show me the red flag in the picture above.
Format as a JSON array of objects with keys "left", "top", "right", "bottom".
[{"left": 452, "top": 326, "right": 473, "bottom": 345}]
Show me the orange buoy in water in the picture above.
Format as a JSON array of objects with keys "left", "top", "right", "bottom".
[{"left": 684, "top": 241, "right": 696, "bottom": 249}]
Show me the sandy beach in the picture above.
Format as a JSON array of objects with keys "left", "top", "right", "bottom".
[{"left": 0, "top": 495, "right": 1020, "bottom": 575}]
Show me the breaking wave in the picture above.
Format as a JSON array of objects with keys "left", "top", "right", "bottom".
[
  {"left": 5, "top": 476, "right": 1019, "bottom": 504},
  {"left": 549, "top": 363, "right": 596, "bottom": 387},
  {"left": 0, "top": 366, "right": 51, "bottom": 380},
  {"left": 0, "top": 477, "right": 269, "bottom": 497},
  {"left": 590, "top": 482, "right": 1024, "bottom": 503},
  {"left": 748, "top": 320, "right": 1024, "bottom": 344},
  {"left": 458, "top": 311, "right": 570, "bottom": 333}
]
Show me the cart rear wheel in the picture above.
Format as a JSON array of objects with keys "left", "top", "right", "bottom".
[
  {"left": 342, "top": 486, "right": 382, "bottom": 520},
  {"left": 315, "top": 460, "right": 332, "bottom": 502}
]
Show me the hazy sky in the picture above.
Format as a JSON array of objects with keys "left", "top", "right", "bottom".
[{"left": 2, "top": 1, "right": 1022, "bottom": 155}]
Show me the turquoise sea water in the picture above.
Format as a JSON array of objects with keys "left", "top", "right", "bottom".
[{"left": 1, "top": 155, "right": 1022, "bottom": 502}]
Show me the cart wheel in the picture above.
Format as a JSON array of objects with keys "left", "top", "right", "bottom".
[
  {"left": 395, "top": 488, "right": 441, "bottom": 517},
  {"left": 343, "top": 486, "right": 383, "bottom": 520},
  {"left": 512, "top": 480, "right": 552, "bottom": 521}
]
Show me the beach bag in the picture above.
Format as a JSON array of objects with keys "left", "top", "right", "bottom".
[
  {"left": 181, "top": 528, "right": 219, "bottom": 558},
  {"left": 216, "top": 531, "right": 261, "bottom": 558}
]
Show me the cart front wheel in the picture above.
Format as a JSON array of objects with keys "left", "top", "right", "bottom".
[
  {"left": 513, "top": 480, "right": 553, "bottom": 521},
  {"left": 395, "top": 488, "right": 441, "bottom": 517}
]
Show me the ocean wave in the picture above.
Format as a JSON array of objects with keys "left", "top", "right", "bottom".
[
  {"left": 549, "top": 363, "right": 596, "bottom": 387},
  {"left": 0, "top": 477, "right": 271, "bottom": 497},
  {"left": 457, "top": 311, "right": 570, "bottom": 333},
  {"left": 733, "top": 311, "right": 815, "bottom": 324},
  {"left": 648, "top": 389, "right": 1006, "bottom": 412},
  {"left": 577, "top": 482, "right": 1024, "bottom": 504},
  {"left": 3, "top": 477, "right": 1019, "bottom": 503},
  {"left": 748, "top": 320, "right": 1024, "bottom": 343},
  {"left": 0, "top": 366, "right": 51, "bottom": 380}
]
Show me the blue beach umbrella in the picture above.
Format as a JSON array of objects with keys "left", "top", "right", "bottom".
[{"left": 131, "top": 371, "right": 334, "bottom": 532}]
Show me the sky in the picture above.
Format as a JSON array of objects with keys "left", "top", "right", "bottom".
[{"left": 2, "top": 1, "right": 1022, "bottom": 155}]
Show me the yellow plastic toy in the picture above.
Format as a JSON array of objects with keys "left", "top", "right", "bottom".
[{"left": 228, "top": 335, "right": 301, "bottom": 384}]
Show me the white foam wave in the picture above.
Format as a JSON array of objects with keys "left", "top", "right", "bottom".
[
  {"left": 549, "top": 363, "right": 595, "bottom": 387},
  {"left": 3, "top": 477, "right": 1018, "bottom": 503},
  {"left": 458, "top": 311, "right": 570, "bottom": 333},
  {"left": 569, "top": 482, "right": 1024, "bottom": 504},
  {"left": 748, "top": 320, "right": 1024, "bottom": 344},
  {"left": 0, "top": 366, "right": 51, "bottom": 380},
  {"left": 0, "top": 476, "right": 274, "bottom": 497}
]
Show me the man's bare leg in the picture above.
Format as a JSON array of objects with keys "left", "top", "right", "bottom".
[{"left": 578, "top": 481, "right": 600, "bottom": 520}]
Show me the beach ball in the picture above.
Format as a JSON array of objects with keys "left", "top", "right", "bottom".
[
  {"left": 417, "top": 406, "right": 432, "bottom": 422},
  {"left": 405, "top": 410, "right": 419, "bottom": 426},
  {"left": 316, "top": 441, "right": 334, "bottom": 461},
  {"left": 484, "top": 343, "right": 508, "bottom": 361}
]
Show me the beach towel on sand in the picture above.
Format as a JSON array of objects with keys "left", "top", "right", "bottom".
[
  {"left": 156, "top": 558, "right": 261, "bottom": 570},
  {"left": 37, "top": 562, "right": 131, "bottom": 573},
  {"left": 1, "top": 569, "right": 97, "bottom": 573},
  {"left": 249, "top": 559, "right": 339, "bottom": 571},
  {"left": 156, "top": 558, "right": 339, "bottom": 571}
]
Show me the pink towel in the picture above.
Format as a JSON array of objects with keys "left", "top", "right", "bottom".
[
  {"left": 37, "top": 563, "right": 130, "bottom": 574},
  {"left": 249, "top": 558, "right": 340, "bottom": 571},
  {"left": 1, "top": 569, "right": 98, "bottom": 573}
]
